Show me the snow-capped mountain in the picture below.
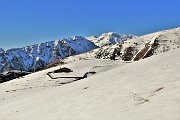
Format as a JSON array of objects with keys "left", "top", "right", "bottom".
[
  {"left": 0, "top": 27, "right": 179, "bottom": 73},
  {"left": 93, "top": 27, "right": 180, "bottom": 60},
  {"left": 0, "top": 36, "right": 98, "bottom": 73},
  {"left": 86, "top": 32, "right": 137, "bottom": 47}
]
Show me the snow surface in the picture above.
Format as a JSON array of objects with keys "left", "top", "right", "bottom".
[{"left": 0, "top": 48, "right": 180, "bottom": 120}]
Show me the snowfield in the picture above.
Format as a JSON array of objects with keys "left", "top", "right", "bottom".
[{"left": 0, "top": 48, "right": 180, "bottom": 120}]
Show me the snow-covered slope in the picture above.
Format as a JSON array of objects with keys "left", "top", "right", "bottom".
[
  {"left": 86, "top": 32, "right": 137, "bottom": 47},
  {"left": 0, "top": 36, "right": 98, "bottom": 73},
  {"left": 94, "top": 27, "right": 180, "bottom": 60},
  {"left": 0, "top": 47, "right": 179, "bottom": 120}
]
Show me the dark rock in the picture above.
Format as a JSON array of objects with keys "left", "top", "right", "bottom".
[
  {"left": 53, "top": 67, "right": 73, "bottom": 73},
  {"left": 122, "top": 47, "right": 138, "bottom": 61}
]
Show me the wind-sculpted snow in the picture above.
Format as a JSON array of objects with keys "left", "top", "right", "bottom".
[{"left": 0, "top": 36, "right": 98, "bottom": 73}]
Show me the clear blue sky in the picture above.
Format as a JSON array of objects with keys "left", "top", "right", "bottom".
[{"left": 0, "top": 0, "right": 179, "bottom": 50}]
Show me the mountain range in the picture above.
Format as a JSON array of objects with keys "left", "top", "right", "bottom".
[
  {"left": 0, "top": 27, "right": 180, "bottom": 120},
  {"left": 0, "top": 33, "right": 137, "bottom": 73},
  {"left": 0, "top": 27, "right": 179, "bottom": 73}
]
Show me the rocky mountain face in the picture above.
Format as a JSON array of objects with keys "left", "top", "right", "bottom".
[
  {"left": 93, "top": 27, "right": 180, "bottom": 61},
  {"left": 0, "top": 36, "right": 98, "bottom": 73},
  {"left": 86, "top": 32, "right": 137, "bottom": 47}
]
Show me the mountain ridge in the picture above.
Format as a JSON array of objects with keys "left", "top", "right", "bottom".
[
  {"left": 86, "top": 32, "right": 137, "bottom": 47},
  {"left": 93, "top": 27, "right": 180, "bottom": 60},
  {"left": 0, "top": 36, "right": 97, "bottom": 72},
  {"left": 0, "top": 32, "right": 136, "bottom": 73}
]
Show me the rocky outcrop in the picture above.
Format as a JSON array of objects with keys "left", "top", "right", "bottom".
[{"left": 93, "top": 27, "right": 180, "bottom": 61}]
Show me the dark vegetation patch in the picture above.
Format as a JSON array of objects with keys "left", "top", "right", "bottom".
[
  {"left": 110, "top": 47, "right": 122, "bottom": 60},
  {"left": 0, "top": 71, "right": 30, "bottom": 83}
]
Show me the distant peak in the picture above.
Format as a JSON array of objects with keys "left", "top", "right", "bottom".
[
  {"left": 101, "top": 32, "right": 120, "bottom": 37},
  {"left": 0, "top": 48, "right": 4, "bottom": 53},
  {"left": 71, "top": 36, "right": 85, "bottom": 40},
  {"left": 86, "top": 36, "right": 98, "bottom": 38}
]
